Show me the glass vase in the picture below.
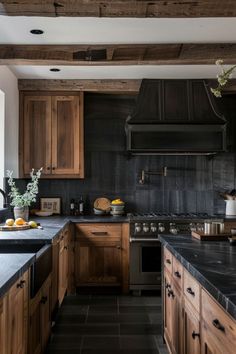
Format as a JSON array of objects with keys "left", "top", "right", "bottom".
[{"left": 13, "top": 206, "right": 29, "bottom": 221}]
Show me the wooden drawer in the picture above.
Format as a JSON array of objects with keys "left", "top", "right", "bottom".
[
  {"left": 172, "top": 256, "right": 183, "bottom": 290},
  {"left": 202, "top": 289, "right": 236, "bottom": 354},
  {"left": 76, "top": 223, "right": 122, "bottom": 241},
  {"left": 163, "top": 247, "right": 173, "bottom": 273},
  {"left": 183, "top": 269, "right": 200, "bottom": 313}
]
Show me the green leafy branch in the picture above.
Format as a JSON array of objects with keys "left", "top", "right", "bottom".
[{"left": 211, "top": 59, "right": 236, "bottom": 98}]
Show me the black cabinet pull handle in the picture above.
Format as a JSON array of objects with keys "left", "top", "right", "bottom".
[
  {"left": 165, "top": 283, "right": 171, "bottom": 289},
  {"left": 64, "top": 246, "right": 68, "bottom": 250},
  {"left": 167, "top": 289, "right": 175, "bottom": 298},
  {"left": 186, "top": 287, "right": 195, "bottom": 296},
  {"left": 116, "top": 245, "right": 121, "bottom": 249},
  {"left": 52, "top": 167, "right": 55, "bottom": 170},
  {"left": 192, "top": 331, "right": 200, "bottom": 339},
  {"left": 174, "top": 271, "right": 181, "bottom": 278},
  {"left": 17, "top": 280, "right": 25, "bottom": 289},
  {"left": 166, "top": 259, "right": 171, "bottom": 264},
  {"left": 212, "top": 319, "right": 225, "bottom": 332},
  {"left": 91, "top": 232, "right": 108, "bottom": 236},
  {"left": 46, "top": 167, "right": 50, "bottom": 170},
  {"left": 41, "top": 296, "right": 48, "bottom": 304}
]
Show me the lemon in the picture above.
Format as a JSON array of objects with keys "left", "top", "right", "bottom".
[
  {"left": 15, "top": 218, "right": 25, "bottom": 226},
  {"left": 29, "top": 221, "right": 37, "bottom": 229},
  {"left": 5, "top": 219, "right": 14, "bottom": 226}
]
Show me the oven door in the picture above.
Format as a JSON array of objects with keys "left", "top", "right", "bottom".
[{"left": 130, "top": 239, "right": 162, "bottom": 290}]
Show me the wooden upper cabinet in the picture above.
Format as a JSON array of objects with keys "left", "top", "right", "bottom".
[
  {"left": 23, "top": 96, "right": 52, "bottom": 176},
  {"left": 20, "top": 91, "right": 84, "bottom": 178}
]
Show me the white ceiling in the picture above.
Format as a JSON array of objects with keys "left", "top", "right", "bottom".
[{"left": 1, "top": 16, "right": 236, "bottom": 79}]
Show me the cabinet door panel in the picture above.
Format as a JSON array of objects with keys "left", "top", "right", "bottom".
[
  {"left": 51, "top": 95, "right": 82, "bottom": 175},
  {"left": 29, "top": 292, "right": 41, "bottom": 354},
  {"left": 76, "top": 242, "right": 121, "bottom": 285},
  {"left": 163, "top": 269, "right": 173, "bottom": 352},
  {"left": 0, "top": 296, "right": 7, "bottom": 354},
  {"left": 41, "top": 279, "right": 51, "bottom": 352},
  {"left": 24, "top": 96, "right": 51, "bottom": 175},
  {"left": 184, "top": 303, "right": 200, "bottom": 354},
  {"left": 172, "top": 284, "right": 184, "bottom": 354}
]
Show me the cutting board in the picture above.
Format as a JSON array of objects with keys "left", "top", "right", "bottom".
[
  {"left": 0, "top": 224, "right": 31, "bottom": 231},
  {"left": 191, "top": 231, "right": 231, "bottom": 241}
]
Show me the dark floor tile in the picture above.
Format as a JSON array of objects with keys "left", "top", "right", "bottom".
[
  {"left": 47, "top": 334, "right": 82, "bottom": 349},
  {"left": 46, "top": 350, "right": 81, "bottom": 354},
  {"left": 82, "top": 335, "right": 120, "bottom": 349},
  {"left": 63, "top": 297, "right": 90, "bottom": 306},
  {"left": 119, "top": 306, "right": 161, "bottom": 314},
  {"left": 148, "top": 313, "right": 162, "bottom": 324},
  {"left": 53, "top": 324, "right": 119, "bottom": 336},
  {"left": 120, "top": 335, "right": 158, "bottom": 349},
  {"left": 155, "top": 335, "right": 169, "bottom": 354},
  {"left": 118, "top": 296, "right": 162, "bottom": 306},
  {"left": 59, "top": 305, "right": 88, "bottom": 315},
  {"left": 88, "top": 305, "right": 118, "bottom": 314},
  {"left": 89, "top": 297, "right": 118, "bottom": 306},
  {"left": 56, "top": 314, "right": 87, "bottom": 325},
  {"left": 81, "top": 350, "right": 159, "bottom": 354},
  {"left": 87, "top": 313, "right": 150, "bottom": 323},
  {"left": 120, "top": 324, "right": 161, "bottom": 335}
]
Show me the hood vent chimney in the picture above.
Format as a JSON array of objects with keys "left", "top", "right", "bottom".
[{"left": 126, "top": 79, "right": 227, "bottom": 155}]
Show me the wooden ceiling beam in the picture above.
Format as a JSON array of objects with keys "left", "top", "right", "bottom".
[
  {"left": 1, "top": 44, "right": 236, "bottom": 66},
  {"left": 0, "top": 1, "right": 236, "bottom": 17}
]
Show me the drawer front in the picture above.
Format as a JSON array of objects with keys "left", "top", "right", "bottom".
[
  {"left": 163, "top": 247, "right": 173, "bottom": 273},
  {"left": 172, "top": 256, "right": 183, "bottom": 290},
  {"left": 76, "top": 223, "right": 122, "bottom": 241},
  {"left": 183, "top": 269, "right": 200, "bottom": 313},
  {"left": 202, "top": 289, "right": 236, "bottom": 353}
]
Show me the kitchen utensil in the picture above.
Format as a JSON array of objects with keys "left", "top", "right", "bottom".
[
  {"left": 0, "top": 224, "right": 31, "bottom": 231},
  {"left": 93, "top": 208, "right": 106, "bottom": 215},
  {"left": 94, "top": 198, "right": 111, "bottom": 212}
]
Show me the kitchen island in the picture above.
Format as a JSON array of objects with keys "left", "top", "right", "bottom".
[{"left": 160, "top": 234, "right": 236, "bottom": 354}]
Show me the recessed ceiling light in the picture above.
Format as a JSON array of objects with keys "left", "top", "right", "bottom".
[
  {"left": 30, "top": 29, "right": 44, "bottom": 35},
  {"left": 50, "top": 68, "right": 61, "bottom": 72}
]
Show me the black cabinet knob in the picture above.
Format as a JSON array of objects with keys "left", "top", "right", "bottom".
[
  {"left": 192, "top": 331, "right": 200, "bottom": 339},
  {"left": 41, "top": 296, "right": 48, "bottom": 304},
  {"left": 174, "top": 271, "right": 181, "bottom": 278},
  {"left": 212, "top": 319, "right": 225, "bottom": 332},
  {"left": 186, "top": 287, "right": 195, "bottom": 296},
  {"left": 17, "top": 280, "right": 25, "bottom": 289},
  {"left": 166, "top": 259, "right": 171, "bottom": 264}
]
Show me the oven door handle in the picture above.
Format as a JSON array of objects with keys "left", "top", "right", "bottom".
[{"left": 130, "top": 237, "right": 160, "bottom": 242}]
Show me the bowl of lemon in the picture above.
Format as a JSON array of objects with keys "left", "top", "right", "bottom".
[{"left": 110, "top": 199, "right": 125, "bottom": 216}]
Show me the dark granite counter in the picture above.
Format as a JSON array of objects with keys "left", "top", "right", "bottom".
[
  {"left": 0, "top": 253, "right": 35, "bottom": 298},
  {"left": 160, "top": 234, "right": 236, "bottom": 320}
]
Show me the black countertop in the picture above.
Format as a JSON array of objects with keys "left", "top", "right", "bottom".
[
  {"left": 0, "top": 253, "right": 35, "bottom": 298},
  {"left": 160, "top": 234, "right": 236, "bottom": 320}
]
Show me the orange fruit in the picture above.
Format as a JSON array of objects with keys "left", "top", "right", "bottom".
[{"left": 15, "top": 218, "right": 25, "bottom": 226}]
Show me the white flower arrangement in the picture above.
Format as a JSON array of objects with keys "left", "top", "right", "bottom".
[
  {"left": 211, "top": 59, "right": 236, "bottom": 98},
  {"left": 7, "top": 168, "right": 43, "bottom": 207}
]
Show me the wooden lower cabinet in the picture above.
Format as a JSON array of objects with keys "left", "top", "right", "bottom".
[
  {"left": 201, "top": 321, "right": 224, "bottom": 354},
  {"left": 183, "top": 302, "right": 200, "bottom": 354},
  {"left": 29, "top": 275, "right": 52, "bottom": 354},
  {"left": 7, "top": 271, "right": 29, "bottom": 354},
  {"left": 75, "top": 223, "right": 129, "bottom": 292},
  {"left": 58, "top": 228, "right": 69, "bottom": 305},
  {"left": 0, "top": 295, "right": 7, "bottom": 354}
]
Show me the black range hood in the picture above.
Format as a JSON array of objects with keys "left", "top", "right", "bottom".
[{"left": 126, "top": 79, "right": 227, "bottom": 155}]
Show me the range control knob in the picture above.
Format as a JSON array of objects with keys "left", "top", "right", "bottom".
[
  {"left": 143, "top": 223, "right": 150, "bottom": 233},
  {"left": 150, "top": 223, "right": 157, "bottom": 233},
  {"left": 170, "top": 223, "right": 178, "bottom": 235},
  {"left": 134, "top": 223, "right": 142, "bottom": 233},
  {"left": 158, "top": 223, "right": 165, "bottom": 233}
]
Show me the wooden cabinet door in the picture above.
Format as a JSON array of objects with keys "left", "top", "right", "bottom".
[
  {"left": 51, "top": 94, "right": 83, "bottom": 176},
  {"left": 23, "top": 96, "right": 52, "bottom": 175},
  {"left": 163, "top": 268, "right": 173, "bottom": 352},
  {"left": 0, "top": 296, "right": 7, "bottom": 354},
  {"left": 184, "top": 302, "right": 200, "bottom": 354},
  {"left": 8, "top": 272, "right": 28, "bottom": 354},
  {"left": 172, "top": 283, "right": 184, "bottom": 354},
  {"left": 29, "top": 292, "right": 41, "bottom": 354},
  {"left": 58, "top": 232, "right": 69, "bottom": 305},
  {"left": 76, "top": 241, "right": 122, "bottom": 286},
  {"left": 41, "top": 277, "right": 51, "bottom": 352}
]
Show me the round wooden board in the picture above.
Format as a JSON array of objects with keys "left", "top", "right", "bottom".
[
  {"left": 94, "top": 197, "right": 111, "bottom": 211},
  {"left": 0, "top": 224, "right": 31, "bottom": 231}
]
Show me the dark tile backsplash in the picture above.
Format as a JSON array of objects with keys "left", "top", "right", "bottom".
[{"left": 4, "top": 93, "right": 236, "bottom": 215}]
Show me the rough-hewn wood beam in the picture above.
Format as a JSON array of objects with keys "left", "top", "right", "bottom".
[
  {"left": 2, "top": 44, "right": 236, "bottom": 66},
  {"left": 0, "top": 1, "right": 236, "bottom": 17},
  {"left": 18, "top": 79, "right": 141, "bottom": 92}
]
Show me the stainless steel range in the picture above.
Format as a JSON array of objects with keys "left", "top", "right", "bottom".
[{"left": 129, "top": 212, "right": 222, "bottom": 294}]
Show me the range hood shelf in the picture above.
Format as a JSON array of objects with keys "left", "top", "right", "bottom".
[{"left": 126, "top": 79, "right": 227, "bottom": 155}]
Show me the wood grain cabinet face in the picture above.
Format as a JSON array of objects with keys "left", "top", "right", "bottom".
[
  {"left": 58, "top": 230, "right": 69, "bottom": 305},
  {"left": 7, "top": 271, "right": 29, "bottom": 354},
  {"left": 183, "top": 302, "right": 200, "bottom": 354},
  {"left": 75, "top": 223, "right": 123, "bottom": 287},
  {"left": 20, "top": 92, "right": 84, "bottom": 178},
  {"left": 0, "top": 296, "right": 7, "bottom": 354}
]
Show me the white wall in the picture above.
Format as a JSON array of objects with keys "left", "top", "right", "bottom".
[{"left": 0, "top": 66, "right": 19, "bottom": 178}]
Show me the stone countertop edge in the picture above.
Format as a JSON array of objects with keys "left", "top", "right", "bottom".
[
  {"left": 159, "top": 235, "right": 236, "bottom": 321},
  {"left": 0, "top": 253, "right": 35, "bottom": 298}
]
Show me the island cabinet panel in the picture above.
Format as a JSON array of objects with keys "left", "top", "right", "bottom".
[
  {"left": 75, "top": 223, "right": 129, "bottom": 292},
  {"left": 0, "top": 295, "right": 7, "bottom": 354},
  {"left": 58, "top": 228, "right": 69, "bottom": 305},
  {"left": 183, "top": 301, "right": 200, "bottom": 354},
  {"left": 20, "top": 91, "right": 84, "bottom": 178},
  {"left": 163, "top": 268, "right": 173, "bottom": 352},
  {"left": 7, "top": 271, "right": 29, "bottom": 354}
]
